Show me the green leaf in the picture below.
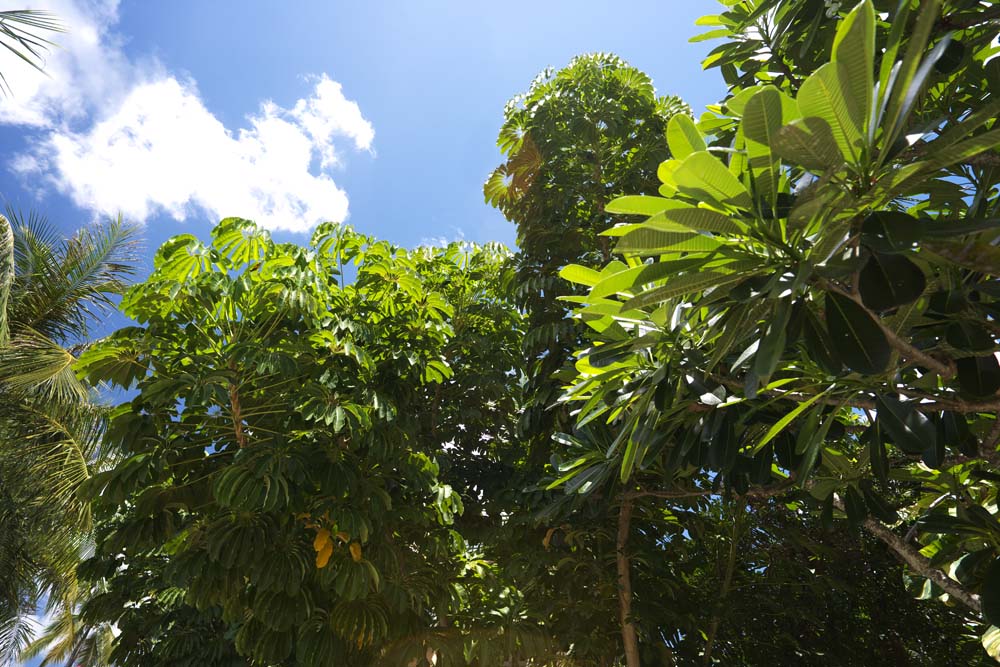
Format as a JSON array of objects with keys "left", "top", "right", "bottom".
[
  {"left": 858, "top": 252, "right": 926, "bottom": 311},
  {"left": 824, "top": 292, "right": 890, "bottom": 374},
  {"left": 622, "top": 264, "right": 760, "bottom": 310},
  {"left": 666, "top": 114, "right": 706, "bottom": 159},
  {"left": 742, "top": 87, "right": 788, "bottom": 204},
  {"left": 559, "top": 264, "right": 603, "bottom": 287},
  {"left": 860, "top": 212, "right": 921, "bottom": 253},
  {"left": 957, "top": 356, "right": 1000, "bottom": 397},
  {"left": 615, "top": 229, "right": 723, "bottom": 255},
  {"left": 796, "top": 404, "right": 842, "bottom": 482},
  {"left": 802, "top": 308, "right": 842, "bottom": 374},
  {"left": 876, "top": 394, "right": 936, "bottom": 455},
  {"left": 753, "top": 298, "right": 792, "bottom": 383},
  {"left": 946, "top": 322, "right": 994, "bottom": 353},
  {"left": 866, "top": 422, "right": 888, "bottom": 486},
  {"left": 648, "top": 206, "right": 744, "bottom": 235},
  {"left": 860, "top": 481, "right": 897, "bottom": 523},
  {"left": 982, "top": 625, "right": 1000, "bottom": 660},
  {"left": 831, "top": 0, "right": 875, "bottom": 139},
  {"left": 879, "top": 0, "right": 943, "bottom": 160},
  {"left": 605, "top": 195, "right": 678, "bottom": 217},
  {"left": 590, "top": 261, "right": 695, "bottom": 299},
  {"left": 772, "top": 117, "right": 844, "bottom": 171},
  {"left": 753, "top": 389, "right": 829, "bottom": 454},
  {"left": 982, "top": 558, "right": 1000, "bottom": 626},
  {"left": 672, "top": 151, "right": 753, "bottom": 210},
  {"left": 797, "top": 62, "right": 866, "bottom": 166},
  {"left": 844, "top": 485, "right": 868, "bottom": 526}
]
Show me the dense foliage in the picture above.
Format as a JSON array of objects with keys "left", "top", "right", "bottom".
[
  {"left": 0, "top": 213, "right": 137, "bottom": 664},
  {"left": 558, "top": 0, "right": 1000, "bottom": 662},
  {"left": 5, "top": 1, "right": 1000, "bottom": 665}
]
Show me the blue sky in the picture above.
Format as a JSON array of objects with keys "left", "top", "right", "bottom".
[{"left": 3, "top": 1, "right": 721, "bottom": 662}]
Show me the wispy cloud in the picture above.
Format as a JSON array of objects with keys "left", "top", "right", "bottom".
[{"left": 2, "top": 1, "right": 373, "bottom": 233}]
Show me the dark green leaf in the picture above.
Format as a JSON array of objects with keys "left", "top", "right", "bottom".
[
  {"left": 825, "top": 292, "right": 890, "bottom": 374},
  {"left": 876, "top": 394, "right": 936, "bottom": 455},
  {"left": 861, "top": 211, "right": 921, "bottom": 253},
  {"left": 981, "top": 558, "right": 1000, "bottom": 626},
  {"left": 858, "top": 252, "right": 926, "bottom": 311},
  {"left": 957, "top": 355, "right": 1000, "bottom": 397}
]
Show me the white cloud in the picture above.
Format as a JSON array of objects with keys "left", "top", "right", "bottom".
[
  {"left": 0, "top": 0, "right": 126, "bottom": 126},
  {"left": 2, "top": 1, "right": 373, "bottom": 233}
]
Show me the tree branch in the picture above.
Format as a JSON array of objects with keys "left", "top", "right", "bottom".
[
  {"left": 834, "top": 498, "right": 982, "bottom": 614},
  {"left": 821, "top": 280, "right": 956, "bottom": 379}
]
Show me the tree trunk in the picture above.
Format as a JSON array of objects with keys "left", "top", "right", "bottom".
[{"left": 617, "top": 494, "right": 641, "bottom": 667}]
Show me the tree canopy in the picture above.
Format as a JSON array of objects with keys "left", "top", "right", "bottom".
[{"left": 7, "top": 0, "right": 1000, "bottom": 665}]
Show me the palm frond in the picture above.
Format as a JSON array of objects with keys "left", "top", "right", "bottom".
[
  {"left": 0, "top": 327, "right": 89, "bottom": 404},
  {"left": 0, "top": 596, "right": 39, "bottom": 664},
  {"left": 6, "top": 210, "right": 141, "bottom": 341},
  {"left": 0, "top": 10, "right": 64, "bottom": 96},
  {"left": 0, "top": 215, "right": 11, "bottom": 346}
]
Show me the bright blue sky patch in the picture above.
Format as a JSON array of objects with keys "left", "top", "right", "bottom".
[{"left": 0, "top": 0, "right": 722, "bottom": 256}]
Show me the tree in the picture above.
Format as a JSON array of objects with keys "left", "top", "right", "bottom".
[
  {"left": 486, "top": 53, "right": 689, "bottom": 466},
  {"left": 484, "top": 54, "right": 692, "bottom": 666},
  {"left": 0, "top": 212, "right": 138, "bottom": 661},
  {"left": 76, "top": 219, "right": 549, "bottom": 666},
  {"left": 559, "top": 0, "right": 1000, "bottom": 660}
]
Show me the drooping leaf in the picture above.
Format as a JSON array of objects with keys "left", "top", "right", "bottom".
[
  {"left": 797, "top": 61, "right": 866, "bottom": 166},
  {"left": 672, "top": 151, "right": 753, "bottom": 210},
  {"left": 666, "top": 114, "right": 706, "bottom": 159},
  {"left": 875, "top": 394, "right": 936, "bottom": 455},
  {"left": 957, "top": 355, "right": 1000, "bottom": 398},
  {"left": 982, "top": 558, "right": 1000, "bottom": 626},
  {"left": 824, "top": 292, "right": 890, "bottom": 374},
  {"left": 858, "top": 252, "right": 926, "bottom": 311}
]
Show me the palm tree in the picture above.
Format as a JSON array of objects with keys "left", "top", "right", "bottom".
[
  {"left": 0, "top": 10, "right": 64, "bottom": 95},
  {"left": 0, "top": 211, "right": 138, "bottom": 663}
]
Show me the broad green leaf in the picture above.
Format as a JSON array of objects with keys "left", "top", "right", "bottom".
[
  {"left": 605, "top": 195, "right": 679, "bottom": 216},
  {"left": 623, "top": 267, "right": 758, "bottom": 310},
  {"left": 773, "top": 117, "right": 844, "bottom": 171},
  {"left": 673, "top": 151, "right": 753, "bottom": 210},
  {"left": 858, "top": 253, "right": 926, "bottom": 311},
  {"left": 879, "top": 0, "right": 943, "bottom": 161},
  {"left": 876, "top": 394, "right": 935, "bottom": 455},
  {"left": 742, "top": 87, "right": 787, "bottom": 205},
  {"left": 861, "top": 482, "right": 898, "bottom": 523},
  {"left": 983, "top": 559, "right": 1000, "bottom": 626},
  {"left": 666, "top": 114, "right": 707, "bottom": 159},
  {"left": 982, "top": 626, "right": 1000, "bottom": 660},
  {"left": 795, "top": 404, "right": 842, "bottom": 482},
  {"left": 945, "top": 322, "right": 994, "bottom": 353},
  {"left": 753, "top": 298, "right": 792, "bottom": 383},
  {"left": 798, "top": 62, "right": 866, "bottom": 166},
  {"left": 615, "top": 229, "right": 723, "bottom": 255},
  {"left": 559, "top": 264, "right": 603, "bottom": 287},
  {"left": 957, "top": 356, "right": 1000, "bottom": 397},
  {"left": 648, "top": 206, "right": 744, "bottom": 235},
  {"left": 860, "top": 211, "right": 921, "bottom": 253},
  {"left": 824, "top": 292, "right": 890, "bottom": 374},
  {"left": 844, "top": 485, "right": 868, "bottom": 526},
  {"left": 831, "top": 0, "right": 874, "bottom": 139},
  {"left": 590, "top": 261, "right": 694, "bottom": 299}
]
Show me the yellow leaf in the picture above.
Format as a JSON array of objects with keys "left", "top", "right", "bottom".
[
  {"left": 336, "top": 531, "right": 350, "bottom": 543},
  {"left": 349, "top": 542, "right": 363, "bottom": 563},
  {"left": 313, "top": 528, "right": 331, "bottom": 553},
  {"left": 315, "top": 541, "right": 334, "bottom": 569}
]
